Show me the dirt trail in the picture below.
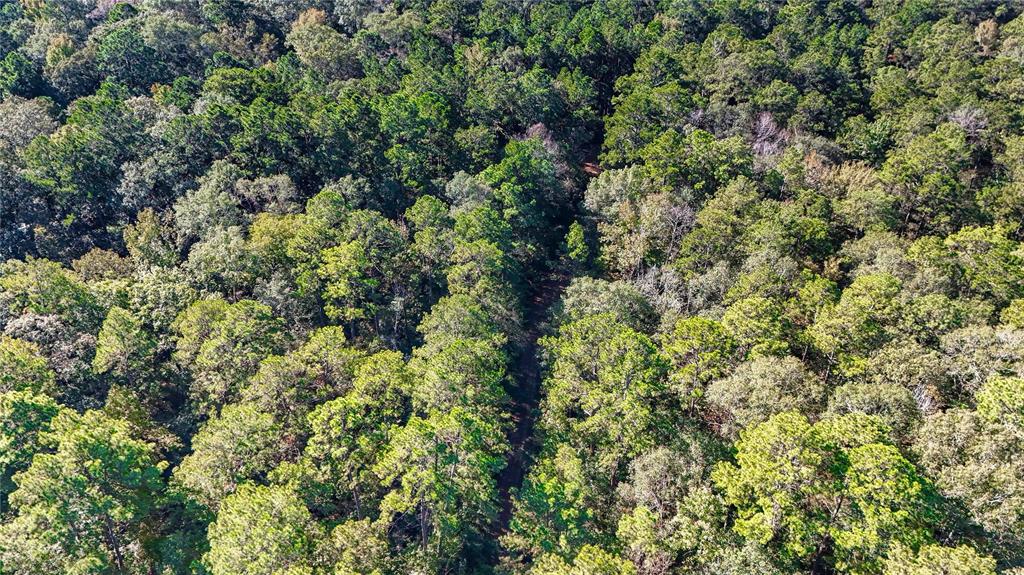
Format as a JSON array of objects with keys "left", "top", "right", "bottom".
[{"left": 494, "top": 272, "right": 567, "bottom": 534}]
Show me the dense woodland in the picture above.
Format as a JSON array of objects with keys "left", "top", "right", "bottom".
[{"left": 1, "top": 0, "right": 1024, "bottom": 574}]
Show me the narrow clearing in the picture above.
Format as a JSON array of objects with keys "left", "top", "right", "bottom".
[{"left": 494, "top": 272, "right": 568, "bottom": 536}]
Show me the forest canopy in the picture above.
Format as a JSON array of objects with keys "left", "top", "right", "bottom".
[{"left": 2, "top": 0, "right": 1024, "bottom": 574}]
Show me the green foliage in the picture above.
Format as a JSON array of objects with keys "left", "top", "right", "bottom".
[
  {"left": 173, "top": 403, "right": 284, "bottom": 511},
  {"left": 0, "top": 409, "right": 167, "bottom": 574},
  {"left": 945, "top": 225, "right": 1024, "bottom": 305},
  {"left": 287, "top": 9, "right": 356, "bottom": 81},
  {"left": 299, "top": 350, "right": 410, "bottom": 516},
  {"left": 241, "top": 326, "right": 366, "bottom": 436},
  {"left": 0, "top": 390, "right": 60, "bottom": 503},
  {"left": 722, "top": 296, "right": 790, "bottom": 357},
  {"left": 95, "top": 23, "right": 160, "bottom": 91},
  {"left": 540, "top": 314, "right": 671, "bottom": 471},
  {"left": 0, "top": 51, "right": 42, "bottom": 98},
  {"left": 0, "top": 258, "right": 104, "bottom": 331},
  {"left": 714, "top": 412, "right": 938, "bottom": 574},
  {"left": 530, "top": 545, "right": 635, "bottom": 575},
  {"left": 0, "top": 336, "right": 56, "bottom": 395},
  {"left": 706, "top": 355, "right": 825, "bottom": 436},
  {"left": 558, "top": 278, "right": 656, "bottom": 333},
  {"left": 174, "top": 298, "right": 286, "bottom": 413},
  {"left": 810, "top": 273, "right": 903, "bottom": 370},
  {"left": 975, "top": 375, "right": 1024, "bottom": 425},
  {"left": 661, "top": 316, "right": 736, "bottom": 410},
  {"left": 318, "top": 240, "right": 379, "bottom": 324},
  {"left": 375, "top": 406, "right": 508, "bottom": 570},
  {"left": 563, "top": 220, "right": 590, "bottom": 271},
  {"left": 0, "top": 0, "right": 1022, "bottom": 571},
  {"left": 638, "top": 129, "right": 753, "bottom": 200},
  {"left": 480, "top": 138, "right": 562, "bottom": 257},
  {"left": 506, "top": 444, "right": 601, "bottom": 558},
  {"left": 92, "top": 306, "right": 157, "bottom": 381},
  {"left": 204, "top": 483, "right": 324, "bottom": 575},
  {"left": 827, "top": 382, "right": 923, "bottom": 442},
  {"left": 915, "top": 376, "right": 1024, "bottom": 560},
  {"left": 880, "top": 123, "right": 972, "bottom": 235},
  {"left": 883, "top": 544, "right": 996, "bottom": 575}
]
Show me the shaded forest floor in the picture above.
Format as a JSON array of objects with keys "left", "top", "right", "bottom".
[{"left": 495, "top": 271, "right": 569, "bottom": 535}]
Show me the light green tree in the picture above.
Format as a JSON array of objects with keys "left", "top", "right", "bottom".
[
  {"left": 0, "top": 410, "right": 167, "bottom": 574},
  {"left": 204, "top": 483, "right": 324, "bottom": 575},
  {"left": 375, "top": 406, "right": 507, "bottom": 572},
  {"left": 174, "top": 299, "right": 286, "bottom": 413},
  {"left": 883, "top": 544, "right": 995, "bottom": 575},
  {"left": 92, "top": 307, "right": 157, "bottom": 382},
  {"left": 173, "top": 403, "right": 284, "bottom": 511},
  {"left": 0, "top": 390, "right": 60, "bottom": 505},
  {"left": 530, "top": 545, "right": 635, "bottom": 575},
  {"left": 714, "top": 412, "right": 938, "bottom": 574},
  {"left": 0, "top": 336, "right": 55, "bottom": 394},
  {"left": 540, "top": 314, "right": 671, "bottom": 474}
]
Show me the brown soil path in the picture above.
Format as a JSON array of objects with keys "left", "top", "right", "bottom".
[{"left": 494, "top": 271, "right": 568, "bottom": 534}]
